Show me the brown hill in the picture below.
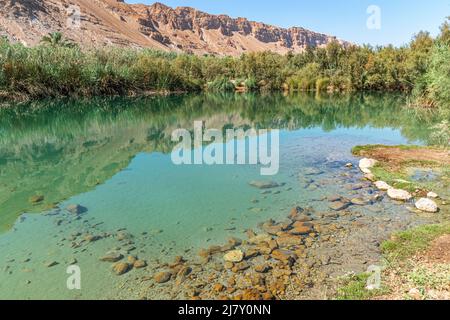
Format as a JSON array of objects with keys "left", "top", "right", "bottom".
[{"left": 0, "top": 0, "right": 350, "bottom": 55}]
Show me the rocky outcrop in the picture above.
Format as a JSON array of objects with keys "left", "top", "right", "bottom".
[{"left": 0, "top": 0, "right": 350, "bottom": 55}]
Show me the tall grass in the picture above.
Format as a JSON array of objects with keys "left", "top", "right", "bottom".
[{"left": 0, "top": 40, "right": 204, "bottom": 99}]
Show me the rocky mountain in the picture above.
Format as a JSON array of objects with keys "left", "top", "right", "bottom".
[{"left": 0, "top": 0, "right": 350, "bottom": 55}]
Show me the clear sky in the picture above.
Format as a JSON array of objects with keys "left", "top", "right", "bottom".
[{"left": 125, "top": 0, "right": 449, "bottom": 46}]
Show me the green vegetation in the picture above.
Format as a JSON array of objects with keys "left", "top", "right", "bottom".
[
  {"left": 0, "top": 18, "right": 448, "bottom": 112},
  {"left": 40, "top": 32, "right": 76, "bottom": 48},
  {"left": 381, "top": 223, "right": 450, "bottom": 263},
  {"left": 336, "top": 273, "right": 386, "bottom": 300}
]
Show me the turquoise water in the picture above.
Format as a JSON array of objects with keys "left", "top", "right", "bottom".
[{"left": 0, "top": 93, "right": 444, "bottom": 299}]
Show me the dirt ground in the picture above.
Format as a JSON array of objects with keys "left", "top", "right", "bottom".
[
  {"left": 356, "top": 146, "right": 450, "bottom": 170},
  {"left": 375, "top": 235, "right": 450, "bottom": 300}
]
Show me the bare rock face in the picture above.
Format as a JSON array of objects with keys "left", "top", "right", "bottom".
[{"left": 0, "top": 0, "right": 350, "bottom": 55}]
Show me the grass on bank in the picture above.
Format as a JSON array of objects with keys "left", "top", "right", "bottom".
[
  {"left": 336, "top": 223, "right": 450, "bottom": 300},
  {"left": 336, "top": 273, "right": 387, "bottom": 300},
  {"left": 381, "top": 223, "right": 450, "bottom": 263}
]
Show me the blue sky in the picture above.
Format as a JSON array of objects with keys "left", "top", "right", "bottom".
[{"left": 125, "top": 0, "right": 449, "bottom": 46}]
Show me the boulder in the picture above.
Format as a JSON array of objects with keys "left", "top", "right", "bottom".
[
  {"left": 387, "top": 188, "right": 412, "bottom": 201},
  {"left": 359, "top": 158, "right": 377, "bottom": 170},
  {"left": 415, "top": 198, "right": 439, "bottom": 213}
]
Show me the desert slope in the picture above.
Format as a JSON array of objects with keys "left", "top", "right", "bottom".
[{"left": 0, "top": 0, "right": 350, "bottom": 55}]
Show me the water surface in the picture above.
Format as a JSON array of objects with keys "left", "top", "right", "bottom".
[{"left": 0, "top": 93, "right": 444, "bottom": 299}]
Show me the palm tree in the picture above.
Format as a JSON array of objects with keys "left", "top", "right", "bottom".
[{"left": 40, "top": 32, "right": 76, "bottom": 48}]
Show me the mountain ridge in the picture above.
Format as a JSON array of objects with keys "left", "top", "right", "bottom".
[{"left": 0, "top": 0, "right": 351, "bottom": 55}]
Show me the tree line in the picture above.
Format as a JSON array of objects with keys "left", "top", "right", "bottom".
[{"left": 0, "top": 18, "right": 448, "bottom": 111}]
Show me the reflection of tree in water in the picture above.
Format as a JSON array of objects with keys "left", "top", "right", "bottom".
[{"left": 0, "top": 93, "right": 444, "bottom": 231}]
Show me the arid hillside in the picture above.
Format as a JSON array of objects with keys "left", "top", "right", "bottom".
[{"left": 0, "top": 0, "right": 349, "bottom": 55}]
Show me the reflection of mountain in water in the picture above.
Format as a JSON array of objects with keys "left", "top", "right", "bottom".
[{"left": 0, "top": 93, "right": 443, "bottom": 231}]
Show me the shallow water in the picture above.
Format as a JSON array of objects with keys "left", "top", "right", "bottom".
[{"left": 0, "top": 93, "right": 444, "bottom": 299}]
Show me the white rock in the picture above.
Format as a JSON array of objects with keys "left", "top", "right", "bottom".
[
  {"left": 360, "top": 168, "right": 372, "bottom": 174},
  {"left": 223, "top": 250, "right": 244, "bottom": 263},
  {"left": 364, "top": 173, "right": 376, "bottom": 182},
  {"left": 375, "top": 181, "right": 391, "bottom": 191},
  {"left": 387, "top": 188, "right": 412, "bottom": 201},
  {"left": 427, "top": 192, "right": 438, "bottom": 199},
  {"left": 408, "top": 288, "right": 422, "bottom": 300},
  {"left": 415, "top": 198, "right": 439, "bottom": 213},
  {"left": 359, "top": 158, "right": 377, "bottom": 170}
]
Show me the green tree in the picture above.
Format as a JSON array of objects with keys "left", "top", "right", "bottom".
[{"left": 40, "top": 32, "right": 76, "bottom": 48}]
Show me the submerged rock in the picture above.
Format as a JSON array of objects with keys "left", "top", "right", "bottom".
[
  {"left": 223, "top": 250, "right": 244, "bottom": 263},
  {"left": 350, "top": 198, "right": 368, "bottom": 206},
  {"left": 29, "top": 195, "right": 44, "bottom": 204},
  {"left": 154, "top": 271, "right": 172, "bottom": 283},
  {"left": 303, "top": 167, "right": 324, "bottom": 176},
  {"left": 45, "top": 261, "right": 59, "bottom": 268},
  {"left": 100, "top": 251, "right": 123, "bottom": 262},
  {"left": 133, "top": 260, "right": 147, "bottom": 269},
  {"left": 112, "top": 262, "right": 130, "bottom": 275},
  {"left": 329, "top": 201, "right": 350, "bottom": 211},
  {"left": 66, "top": 204, "right": 86, "bottom": 215},
  {"left": 289, "top": 221, "right": 313, "bottom": 235},
  {"left": 249, "top": 181, "right": 281, "bottom": 189},
  {"left": 415, "top": 198, "right": 439, "bottom": 213},
  {"left": 387, "top": 188, "right": 412, "bottom": 201}
]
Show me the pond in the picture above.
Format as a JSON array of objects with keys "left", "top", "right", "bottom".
[{"left": 0, "top": 93, "right": 445, "bottom": 299}]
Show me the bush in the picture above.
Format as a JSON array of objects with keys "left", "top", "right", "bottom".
[
  {"left": 244, "top": 77, "right": 258, "bottom": 91},
  {"left": 206, "top": 77, "right": 235, "bottom": 92},
  {"left": 316, "top": 77, "right": 330, "bottom": 91}
]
